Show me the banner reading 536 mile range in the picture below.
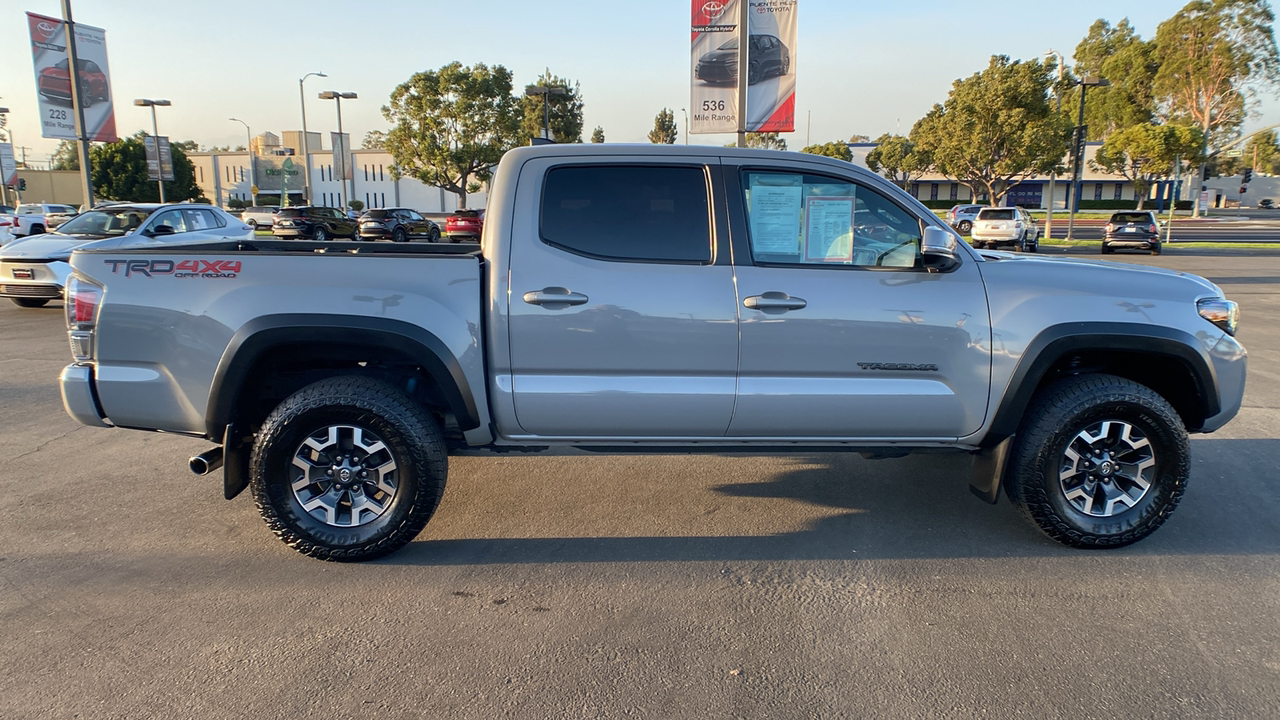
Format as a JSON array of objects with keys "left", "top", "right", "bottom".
[{"left": 690, "top": 0, "right": 796, "bottom": 135}]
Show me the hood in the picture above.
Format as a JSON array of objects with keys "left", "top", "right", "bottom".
[
  {"left": 698, "top": 49, "right": 737, "bottom": 64},
  {"left": 976, "top": 248, "right": 1223, "bottom": 296},
  {"left": 0, "top": 231, "right": 107, "bottom": 261}
]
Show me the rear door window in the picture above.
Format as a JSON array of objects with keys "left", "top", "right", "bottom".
[{"left": 540, "top": 165, "right": 712, "bottom": 263}]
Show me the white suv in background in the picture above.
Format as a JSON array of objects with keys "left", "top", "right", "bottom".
[
  {"left": 970, "top": 206, "right": 1039, "bottom": 252},
  {"left": 239, "top": 206, "right": 280, "bottom": 230}
]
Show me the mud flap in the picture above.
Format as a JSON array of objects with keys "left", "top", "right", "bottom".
[
  {"left": 223, "top": 423, "right": 252, "bottom": 500},
  {"left": 969, "top": 436, "right": 1013, "bottom": 505}
]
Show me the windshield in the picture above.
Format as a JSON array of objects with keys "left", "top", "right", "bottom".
[
  {"left": 717, "top": 38, "right": 739, "bottom": 50},
  {"left": 56, "top": 207, "right": 154, "bottom": 236},
  {"left": 978, "top": 209, "right": 1016, "bottom": 220},
  {"left": 1111, "top": 213, "right": 1153, "bottom": 224}
]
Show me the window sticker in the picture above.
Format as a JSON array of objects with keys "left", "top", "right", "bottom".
[
  {"left": 803, "top": 196, "right": 855, "bottom": 263},
  {"left": 748, "top": 174, "right": 803, "bottom": 255}
]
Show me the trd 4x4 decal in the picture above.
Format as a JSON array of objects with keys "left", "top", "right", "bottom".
[{"left": 104, "top": 259, "right": 241, "bottom": 278}]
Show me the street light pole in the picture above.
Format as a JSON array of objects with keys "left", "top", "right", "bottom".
[
  {"left": 229, "top": 117, "right": 255, "bottom": 205},
  {"left": 61, "top": 0, "right": 94, "bottom": 207},
  {"left": 523, "top": 85, "right": 568, "bottom": 142},
  {"left": 298, "top": 71, "right": 326, "bottom": 204},
  {"left": 1044, "top": 50, "right": 1065, "bottom": 240},
  {"left": 135, "top": 98, "right": 171, "bottom": 202},
  {"left": 1066, "top": 76, "right": 1109, "bottom": 241},
  {"left": 0, "top": 105, "right": 11, "bottom": 208},
  {"left": 318, "top": 91, "right": 357, "bottom": 211},
  {"left": 680, "top": 108, "right": 689, "bottom": 145}
]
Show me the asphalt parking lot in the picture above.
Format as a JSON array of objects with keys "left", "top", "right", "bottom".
[{"left": 2, "top": 246, "right": 1278, "bottom": 719}]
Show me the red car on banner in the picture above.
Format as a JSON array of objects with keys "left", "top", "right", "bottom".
[{"left": 38, "top": 58, "right": 110, "bottom": 107}]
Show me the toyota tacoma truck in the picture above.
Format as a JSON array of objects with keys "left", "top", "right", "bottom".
[{"left": 58, "top": 144, "right": 1247, "bottom": 561}]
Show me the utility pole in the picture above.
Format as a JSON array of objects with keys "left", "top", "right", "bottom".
[
  {"left": 61, "top": 0, "right": 94, "bottom": 207},
  {"left": 299, "top": 72, "right": 325, "bottom": 204},
  {"left": 1044, "top": 50, "right": 1065, "bottom": 240}
]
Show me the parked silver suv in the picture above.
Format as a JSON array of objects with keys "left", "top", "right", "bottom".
[
  {"left": 971, "top": 206, "right": 1039, "bottom": 252},
  {"left": 239, "top": 206, "right": 279, "bottom": 230}
]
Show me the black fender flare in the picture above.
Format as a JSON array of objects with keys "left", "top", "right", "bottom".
[
  {"left": 205, "top": 313, "right": 480, "bottom": 439},
  {"left": 979, "top": 322, "right": 1218, "bottom": 449}
]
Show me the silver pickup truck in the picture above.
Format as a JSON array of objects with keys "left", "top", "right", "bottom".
[{"left": 59, "top": 144, "right": 1247, "bottom": 561}]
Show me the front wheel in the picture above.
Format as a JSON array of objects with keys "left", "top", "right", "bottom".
[
  {"left": 1006, "top": 374, "right": 1189, "bottom": 548},
  {"left": 250, "top": 375, "right": 448, "bottom": 562},
  {"left": 1100, "top": 242, "right": 1113, "bottom": 254},
  {"left": 11, "top": 298, "right": 50, "bottom": 308},
  {"left": 428, "top": 226, "right": 441, "bottom": 242}
]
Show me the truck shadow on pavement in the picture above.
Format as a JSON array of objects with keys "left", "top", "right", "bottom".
[{"left": 390, "top": 438, "right": 1280, "bottom": 564}]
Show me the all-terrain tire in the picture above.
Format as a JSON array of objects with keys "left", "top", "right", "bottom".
[
  {"left": 1005, "top": 374, "right": 1189, "bottom": 548},
  {"left": 250, "top": 375, "right": 447, "bottom": 562}
]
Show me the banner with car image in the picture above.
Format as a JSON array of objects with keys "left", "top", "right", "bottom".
[
  {"left": 26, "top": 12, "right": 117, "bottom": 142},
  {"left": 690, "top": 0, "right": 742, "bottom": 134},
  {"left": 744, "top": 0, "right": 796, "bottom": 133},
  {"left": 690, "top": 0, "right": 796, "bottom": 135}
]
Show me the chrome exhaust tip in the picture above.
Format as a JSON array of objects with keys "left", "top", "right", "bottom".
[{"left": 189, "top": 447, "right": 224, "bottom": 476}]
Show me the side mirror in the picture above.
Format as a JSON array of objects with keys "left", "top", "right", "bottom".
[
  {"left": 146, "top": 224, "right": 176, "bottom": 237},
  {"left": 922, "top": 225, "right": 961, "bottom": 273}
]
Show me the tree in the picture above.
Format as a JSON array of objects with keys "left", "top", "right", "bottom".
[
  {"left": 1091, "top": 123, "right": 1206, "bottom": 208},
  {"left": 590, "top": 126, "right": 605, "bottom": 143},
  {"left": 1068, "top": 19, "right": 1159, "bottom": 141},
  {"left": 864, "top": 134, "right": 928, "bottom": 190},
  {"left": 1154, "top": 0, "right": 1280, "bottom": 213},
  {"left": 362, "top": 130, "right": 387, "bottom": 150},
  {"left": 521, "top": 69, "right": 585, "bottom": 143},
  {"left": 801, "top": 141, "right": 853, "bottom": 161},
  {"left": 52, "top": 140, "right": 80, "bottom": 171},
  {"left": 848, "top": 134, "right": 871, "bottom": 142},
  {"left": 649, "top": 108, "right": 678, "bottom": 144},
  {"left": 910, "top": 55, "right": 1071, "bottom": 205},
  {"left": 744, "top": 132, "right": 787, "bottom": 150},
  {"left": 348, "top": 199, "right": 364, "bottom": 212},
  {"left": 227, "top": 197, "right": 250, "bottom": 211},
  {"left": 1245, "top": 129, "right": 1280, "bottom": 170},
  {"left": 172, "top": 139, "right": 200, "bottom": 154},
  {"left": 89, "top": 131, "right": 204, "bottom": 202},
  {"left": 382, "top": 62, "right": 522, "bottom": 209}
]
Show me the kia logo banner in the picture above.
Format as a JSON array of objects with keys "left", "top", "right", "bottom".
[
  {"left": 690, "top": 0, "right": 796, "bottom": 135},
  {"left": 26, "top": 11, "right": 118, "bottom": 142}
]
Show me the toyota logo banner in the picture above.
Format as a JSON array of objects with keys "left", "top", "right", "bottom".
[
  {"left": 26, "top": 12, "right": 118, "bottom": 142},
  {"left": 690, "top": 0, "right": 796, "bottom": 135}
]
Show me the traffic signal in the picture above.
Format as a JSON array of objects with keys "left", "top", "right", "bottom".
[
  {"left": 1240, "top": 186, "right": 1248, "bottom": 194},
  {"left": 17, "top": 178, "right": 25, "bottom": 191},
  {"left": 1242, "top": 168, "right": 1253, "bottom": 183}
]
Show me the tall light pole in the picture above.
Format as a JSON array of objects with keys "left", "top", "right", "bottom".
[
  {"left": 298, "top": 71, "right": 326, "bottom": 204},
  {"left": 134, "top": 98, "right": 171, "bottom": 202},
  {"left": 679, "top": 108, "right": 689, "bottom": 145},
  {"left": 62, "top": 0, "right": 94, "bottom": 207},
  {"left": 1066, "top": 76, "right": 1109, "bottom": 241},
  {"left": 0, "top": 105, "right": 11, "bottom": 207},
  {"left": 318, "top": 91, "right": 357, "bottom": 211},
  {"left": 1044, "top": 50, "right": 1065, "bottom": 240},
  {"left": 523, "top": 85, "right": 567, "bottom": 142},
  {"left": 229, "top": 117, "right": 256, "bottom": 205}
]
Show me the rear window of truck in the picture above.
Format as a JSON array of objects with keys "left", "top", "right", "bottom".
[{"left": 540, "top": 165, "right": 712, "bottom": 263}]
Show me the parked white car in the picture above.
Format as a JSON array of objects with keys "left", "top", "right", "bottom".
[
  {"left": 970, "top": 206, "right": 1040, "bottom": 252},
  {"left": 11, "top": 202, "right": 79, "bottom": 237},
  {"left": 0, "top": 203, "right": 251, "bottom": 307},
  {"left": 239, "top": 205, "right": 280, "bottom": 230}
]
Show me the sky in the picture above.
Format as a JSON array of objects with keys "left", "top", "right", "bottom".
[{"left": 1, "top": 0, "right": 1276, "bottom": 165}]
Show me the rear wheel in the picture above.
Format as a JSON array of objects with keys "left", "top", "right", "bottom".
[
  {"left": 1150, "top": 243, "right": 1162, "bottom": 255},
  {"left": 1101, "top": 242, "right": 1113, "bottom": 254},
  {"left": 957, "top": 220, "right": 972, "bottom": 234},
  {"left": 247, "top": 219, "right": 258, "bottom": 230},
  {"left": 1006, "top": 374, "right": 1189, "bottom": 548},
  {"left": 30, "top": 224, "right": 46, "bottom": 236},
  {"left": 392, "top": 227, "right": 407, "bottom": 243},
  {"left": 11, "top": 298, "right": 50, "bottom": 308},
  {"left": 250, "top": 376, "right": 448, "bottom": 562},
  {"left": 313, "top": 227, "right": 329, "bottom": 242}
]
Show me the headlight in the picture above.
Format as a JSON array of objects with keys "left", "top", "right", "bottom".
[{"left": 1197, "top": 297, "right": 1239, "bottom": 336}]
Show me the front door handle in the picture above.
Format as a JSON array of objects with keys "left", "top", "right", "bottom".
[
  {"left": 744, "top": 292, "right": 807, "bottom": 311},
  {"left": 523, "top": 287, "right": 589, "bottom": 308}
]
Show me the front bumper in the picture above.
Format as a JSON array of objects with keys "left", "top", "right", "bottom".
[
  {"left": 0, "top": 259, "right": 70, "bottom": 298},
  {"left": 60, "top": 364, "right": 110, "bottom": 428},
  {"left": 1200, "top": 332, "right": 1247, "bottom": 433}
]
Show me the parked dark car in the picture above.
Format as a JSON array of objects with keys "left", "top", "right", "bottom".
[
  {"left": 445, "top": 209, "right": 484, "bottom": 242},
  {"left": 695, "top": 34, "right": 791, "bottom": 86},
  {"left": 1259, "top": 198, "right": 1274, "bottom": 209},
  {"left": 38, "top": 58, "right": 109, "bottom": 107},
  {"left": 1102, "top": 211, "right": 1162, "bottom": 255},
  {"left": 358, "top": 208, "right": 441, "bottom": 242},
  {"left": 271, "top": 206, "right": 356, "bottom": 241}
]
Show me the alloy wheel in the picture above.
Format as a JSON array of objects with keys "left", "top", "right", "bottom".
[
  {"left": 1058, "top": 420, "right": 1156, "bottom": 517},
  {"left": 289, "top": 424, "right": 399, "bottom": 528}
]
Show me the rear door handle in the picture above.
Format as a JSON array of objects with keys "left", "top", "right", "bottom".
[
  {"left": 744, "top": 292, "right": 807, "bottom": 311},
  {"left": 523, "top": 287, "right": 589, "bottom": 307}
]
